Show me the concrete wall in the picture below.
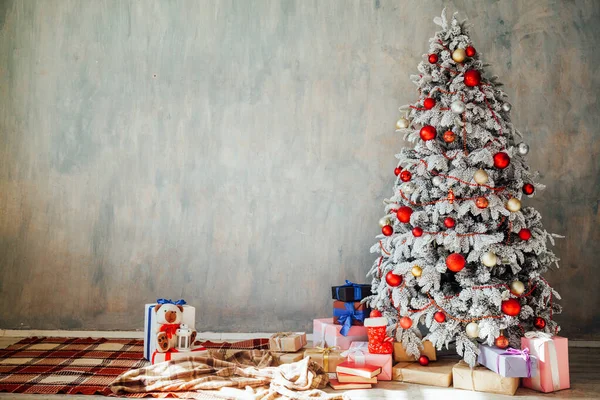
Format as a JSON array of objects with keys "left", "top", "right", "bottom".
[{"left": 0, "top": 0, "right": 598, "bottom": 339}]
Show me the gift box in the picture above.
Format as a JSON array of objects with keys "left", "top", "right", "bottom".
[
  {"left": 331, "top": 280, "right": 371, "bottom": 302},
  {"left": 478, "top": 344, "right": 539, "bottom": 378},
  {"left": 393, "top": 340, "right": 437, "bottom": 362},
  {"left": 151, "top": 345, "right": 208, "bottom": 364},
  {"left": 453, "top": 361, "right": 519, "bottom": 395},
  {"left": 392, "top": 358, "right": 454, "bottom": 387},
  {"left": 333, "top": 300, "right": 369, "bottom": 327},
  {"left": 269, "top": 332, "right": 307, "bottom": 352},
  {"left": 521, "top": 333, "right": 570, "bottom": 393},
  {"left": 271, "top": 350, "right": 305, "bottom": 366},
  {"left": 313, "top": 318, "right": 368, "bottom": 350},
  {"left": 304, "top": 346, "right": 345, "bottom": 372},
  {"left": 342, "top": 342, "right": 393, "bottom": 380},
  {"left": 144, "top": 299, "right": 195, "bottom": 360}
]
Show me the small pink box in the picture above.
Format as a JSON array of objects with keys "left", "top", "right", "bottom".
[
  {"left": 521, "top": 335, "right": 570, "bottom": 393},
  {"left": 313, "top": 318, "right": 368, "bottom": 350},
  {"left": 342, "top": 342, "right": 393, "bottom": 380}
]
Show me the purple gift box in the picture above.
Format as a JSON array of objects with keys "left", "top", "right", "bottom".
[{"left": 478, "top": 344, "right": 539, "bottom": 378}]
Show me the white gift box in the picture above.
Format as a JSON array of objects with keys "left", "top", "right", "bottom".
[
  {"left": 143, "top": 301, "right": 196, "bottom": 360},
  {"left": 151, "top": 345, "right": 208, "bottom": 364}
]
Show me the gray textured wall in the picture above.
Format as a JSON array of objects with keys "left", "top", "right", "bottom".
[{"left": 0, "top": 0, "right": 598, "bottom": 339}]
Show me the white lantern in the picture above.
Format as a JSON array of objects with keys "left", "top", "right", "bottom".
[{"left": 176, "top": 324, "right": 193, "bottom": 351}]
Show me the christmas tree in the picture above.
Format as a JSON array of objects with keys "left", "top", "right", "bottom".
[{"left": 367, "top": 10, "right": 562, "bottom": 366}]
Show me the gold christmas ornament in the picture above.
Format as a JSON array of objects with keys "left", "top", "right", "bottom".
[
  {"left": 510, "top": 280, "right": 525, "bottom": 295},
  {"left": 473, "top": 169, "right": 489, "bottom": 185},
  {"left": 379, "top": 216, "right": 392, "bottom": 228},
  {"left": 452, "top": 48, "right": 467, "bottom": 63},
  {"left": 411, "top": 265, "right": 423, "bottom": 277},
  {"left": 506, "top": 198, "right": 522, "bottom": 212},
  {"left": 396, "top": 117, "right": 410, "bottom": 129},
  {"left": 481, "top": 251, "right": 498, "bottom": 267},
  {"left": 466, "top": 322, "right": 480, "bottom": 338}
]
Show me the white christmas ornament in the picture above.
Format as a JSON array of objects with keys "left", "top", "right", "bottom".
[
  {"left": 506, "top": 198, "right": 522, "bottom": 212},
  {"left": 510, "top": 280, "right": 525, "bottom": 295},
  {"left": 473, "top": 169, "right": 488, "bottom": 185},
  {"left": 379, "top": 216, "right": 391, "bottom": 228},
  {"left": 451, "top": 100, "right": 466, "bottom": 114},
  {"left": 403, "top": 182, "right": 417, "bottom": 194},
  {"left": 481, "top": 251, "right": 497, "bottom": 267},
  {"left": 517, "top": 142, "right": 529, "bottom": 155},
  {"left": 501, "top": 103, "right": 512, "bottom": 112},
  {"left": 466, "top": 322, "right": 480, "bottom": 338},
  {"left": 432, "top": 176, "right": 443, "bottom": 186},
  {"left": 396, "top": 117, "right": 410, "bottom": 129}
]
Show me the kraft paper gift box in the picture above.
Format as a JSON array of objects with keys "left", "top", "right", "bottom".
[
  {"left": 151, "top": 345, "right": 208, "bottom": 364},
  {"left": 269, "top": 332, "right": 307, "bottom": 352},
  {"left": 331, "top": 281, "right": 372, "bottom": 302},
  {"left": 304, "top": 346, "right": 346, "bottom": 372},
  {"left": 453, "top": 361, "right": 519, "bottom": 395},
  {"left": 392, "top": 358, "right": 455, "bottom": 387},
  {"left": 143, "top": 300, "right": 196, "bottom": 361},
  {"left": 271, "top": 350, "right": 305, "bottom": 366},
  {"left": 393, "top": 340, "right": 437, "bottom": 362},
  {"left": 313, "top": 318, "right": 368, "bottom": 350},
  {"left": 342, "top": 341, "right": 393, "bottom": 380},
  {"left": 332, "top": 300, "right": 369, "bottom": 327},
  {"left": 478, "top": 344, "right": 539, "bottom": 378},
  {"left": 521, "top": 334, "right": 570, "bottom": 393}
]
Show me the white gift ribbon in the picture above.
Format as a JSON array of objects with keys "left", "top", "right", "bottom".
[
  {"left": 341, "top": 347, "right": 366, "bottom": 366},
  {"left": 524, "top": 331, "right": 561, "bottom": 391}
]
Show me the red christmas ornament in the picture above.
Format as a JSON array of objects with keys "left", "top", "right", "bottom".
[
  {"left": 370, "top": 309, "right": 382, "bottom": 318},
  {"left": 399, "top": 316, "right": 413, "bottom": 329},
  {"left": 465, "top": 46, "right": 476, "bottom": 57},
  {"left": 518, "top": 228, "right": 532, "bottom": 241},
  {"left": 434, "top": 311, "right": 446, "bottom": 323},
  {"left": 382, "top": 225, "right": 393, "bottom": 236},
  {"left": 394, "top": 167, "right": 402, "bottom": 176},
  {"left": 495, "top": 335, "right": 510, "bottom": 349},
  {"left": 534, "top": 317, "right": 547, "bottom": 330},
  {"left": 447, "top": 189, "right": 455, "bottom": 204},
  {"left": 418, "top": 355, "right": 430, "bottom": 366},
  {"left": 423, "top": 98, "right": 436, "bottom": 110},
  {"left": 428, "top": 54, "right": 438, "bottom": 64},
  {"left": 475, "top": 196, "right": 489, "bottom": 209},
  {"left": 493, "top": 152, "right": 511, "bottom": 169},
  {"left": 412, "top": 227, "right": 423, "bottom": 237},
  {"left": 523, "top": 183, "right": 535, "bottom": 195},
  {"left": 446, "top": 253, "right": 466, "bottom": 272},
  {"left": 501, "top": 298, "right": 522, "bottom": 316},
  {"left": 443, "top": 130, "right": 456, "bottom": 143},
  {"left": 463, "top": 69, "right": 481, "bottom": 87},
  {"left": 420, "top": 125, "right": 437, "bottom": 141},
  {"left": 443, "top": 217, "right": 456, "bottom": 228},
  {"left": 400, "top": 170, "right": 412, "bottom": 182},
  {"left": 396, "top": 206, "right": 413, "bottom": 223},
  {"left": 386, "top": 271, "right": 403, "bottom": 287}
]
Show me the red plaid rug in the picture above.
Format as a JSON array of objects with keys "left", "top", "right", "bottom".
[{"left": 0, "top": 337, "right": 148, "bottom": 396}]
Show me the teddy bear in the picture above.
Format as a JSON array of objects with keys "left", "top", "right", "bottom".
[{"left": 155, "top": 303, "right": 197, "bottom": 352}]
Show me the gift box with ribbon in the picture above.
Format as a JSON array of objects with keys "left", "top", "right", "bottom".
[
  {"left": 452, "top": 360, "right": 519, "bottom": 395},
  {"left": 331, "top": 280, "right": 372, "bottom": 302},
  {"left": 304, "top": 346, "right": 345, "bottom": 372},
  {"left": 393, "top": 340, "right": 437, "bottom": 362},
  {"left": 342, "top": 341, "right": 393, "bottom": 380},
  {"left": 478, "top": 344, "right": 539, "bottom": 378},
  {"left": 271, "top": 350, "right": 305, "bottom": 366},
  {"left": 143, "top": 299, "right": 196, "bottom": 361},
  {"left": 268, "top": 332, "right": 307, "bottom": 353},
  {"left": 521, "top": 332, "right": 570, "bottom": 393},
  {"left": 393, "top": 358, "right": 455, "bottom": 387},
  {"left": 313, "top": 318, "right": 368, "bottom": 350},
  {"left": 333, "top": 301, "right": 369, "bottom": 329},
  {"left": 151, "top": 345, "right": 208, "bottom": 364}
]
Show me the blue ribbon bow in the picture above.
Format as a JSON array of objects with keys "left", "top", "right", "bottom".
[
  {"left": 333, "top": 302, "right": 366, "bottom": 336},
  {"left": 335, "top": 280, "right": 364, "bottom": 300},
  {"left": 156, "top": 298, "right": 187, "bottom": 306}
]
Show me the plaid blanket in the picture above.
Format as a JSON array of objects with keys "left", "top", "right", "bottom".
[{"left": 111, "top": 350, "right": 345, "bottom": 400}]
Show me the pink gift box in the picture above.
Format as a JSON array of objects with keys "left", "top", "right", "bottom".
[
  {"left": 313, "top": 318, "right": 368, "bottom": 350},
  {"left": 341, "top": 341, "right": 393, "bottom": 380},
  {"left": 521, "top": 334, "right": 570, "bottom": 393}
]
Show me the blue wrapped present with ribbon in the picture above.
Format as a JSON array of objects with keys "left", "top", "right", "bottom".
[
  {"left": 332, "top": 300, "right": 370, "bottom": 336},
  {"left": 331, "top": 280, "right": 372, "bottom": 302}
]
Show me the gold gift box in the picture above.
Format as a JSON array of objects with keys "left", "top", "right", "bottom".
[
  {"left": 304, "top": 347, "right": 346, "bottom": 372},
  {"left": 453, "top": 361, "right": 519, "bottom": 395},
  {"left": 392, "top": 359, "right": 455, "bottom": 387},
  {"left": 271, "top": 350, "right": 304, "bottom": 366},
  {"left": 269, "top": 332, "right": 307, "bottom": 352},
  {"left": 393, "top": 341, "right": 437, "bottom": 362}
]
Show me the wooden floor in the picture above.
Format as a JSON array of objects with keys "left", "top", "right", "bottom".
[{"left": 0, "top": 337, "right": 598, "bottom": 399}]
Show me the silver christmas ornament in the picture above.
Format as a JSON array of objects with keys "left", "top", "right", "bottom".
[
  {"left": 501, "top": 103, "right": 512, "bottom": 112},
  {"left": 396, "top": 117, "right": 410, "bottom": 130},
  {"left": 403, "top": 182, "right": 417, "bottom": 194},
  {"left": 451, "top": 100, "right": 466, "bottom": 114},
  {"left": 379, "top": 216, "right": 392, "bottom": 228},
  {"left": 517, "top": 142, "right": 529, "bottom": 155},
  {"left": 432, "top": 176, "right": 443, "bottom": 186}
]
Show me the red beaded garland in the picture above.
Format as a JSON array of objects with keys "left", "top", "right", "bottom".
[
  {"left": 382, "top": 225, "right": 393, "bottom": 236},
  {"left": 418, "top": 355, "right": 430, "bottom": 366},
  {"left": 518, "top": 228, "right": 532, "bottom": 241},
  {"left": 396, "top": 206, "right": 413, "bottom": 223},
  {"left": 446, "top": 253, "right": 466, "bottom": 272},
  {"left": 493, "top": 152, "right": 511, "bottom": 169},
  {"left": 420, "top": 125, "right": 437, "bottom": 141},
  {"left": 385, "top": 271, "right": 403, "bottom": 287},
  {"left": 465, "top": 46, "right": 476, "bottom": 57},
  {"left": 428, "top": 54, "right": 438, "bottom": 64},
  {"left": 434, "top": 311, "right": 446, "bottom": 323},
  {"left": 400, "top": 170, "right": 412, "bottom": 182},
  {"left": 412, "top": 227, "right": 423, "bottom": 237},
  {"left": 463, "top": 69, "right": 481, "bottom": 87},
  {"left": 501, "top": 298, "right": 521, "bottom": 316},
  {"left": 523, "top": 183, "right": 535, "bottom": 195},
  {"left": 443, "top": 217, "right": 456, "bottom": 228},
  {"left": 423, "top": 98, "right": 436, "bottom": 110}
]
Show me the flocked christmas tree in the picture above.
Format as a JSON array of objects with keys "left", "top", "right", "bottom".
[{"left": 367, "top": 10, "right": 562, "bottom": 366}]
